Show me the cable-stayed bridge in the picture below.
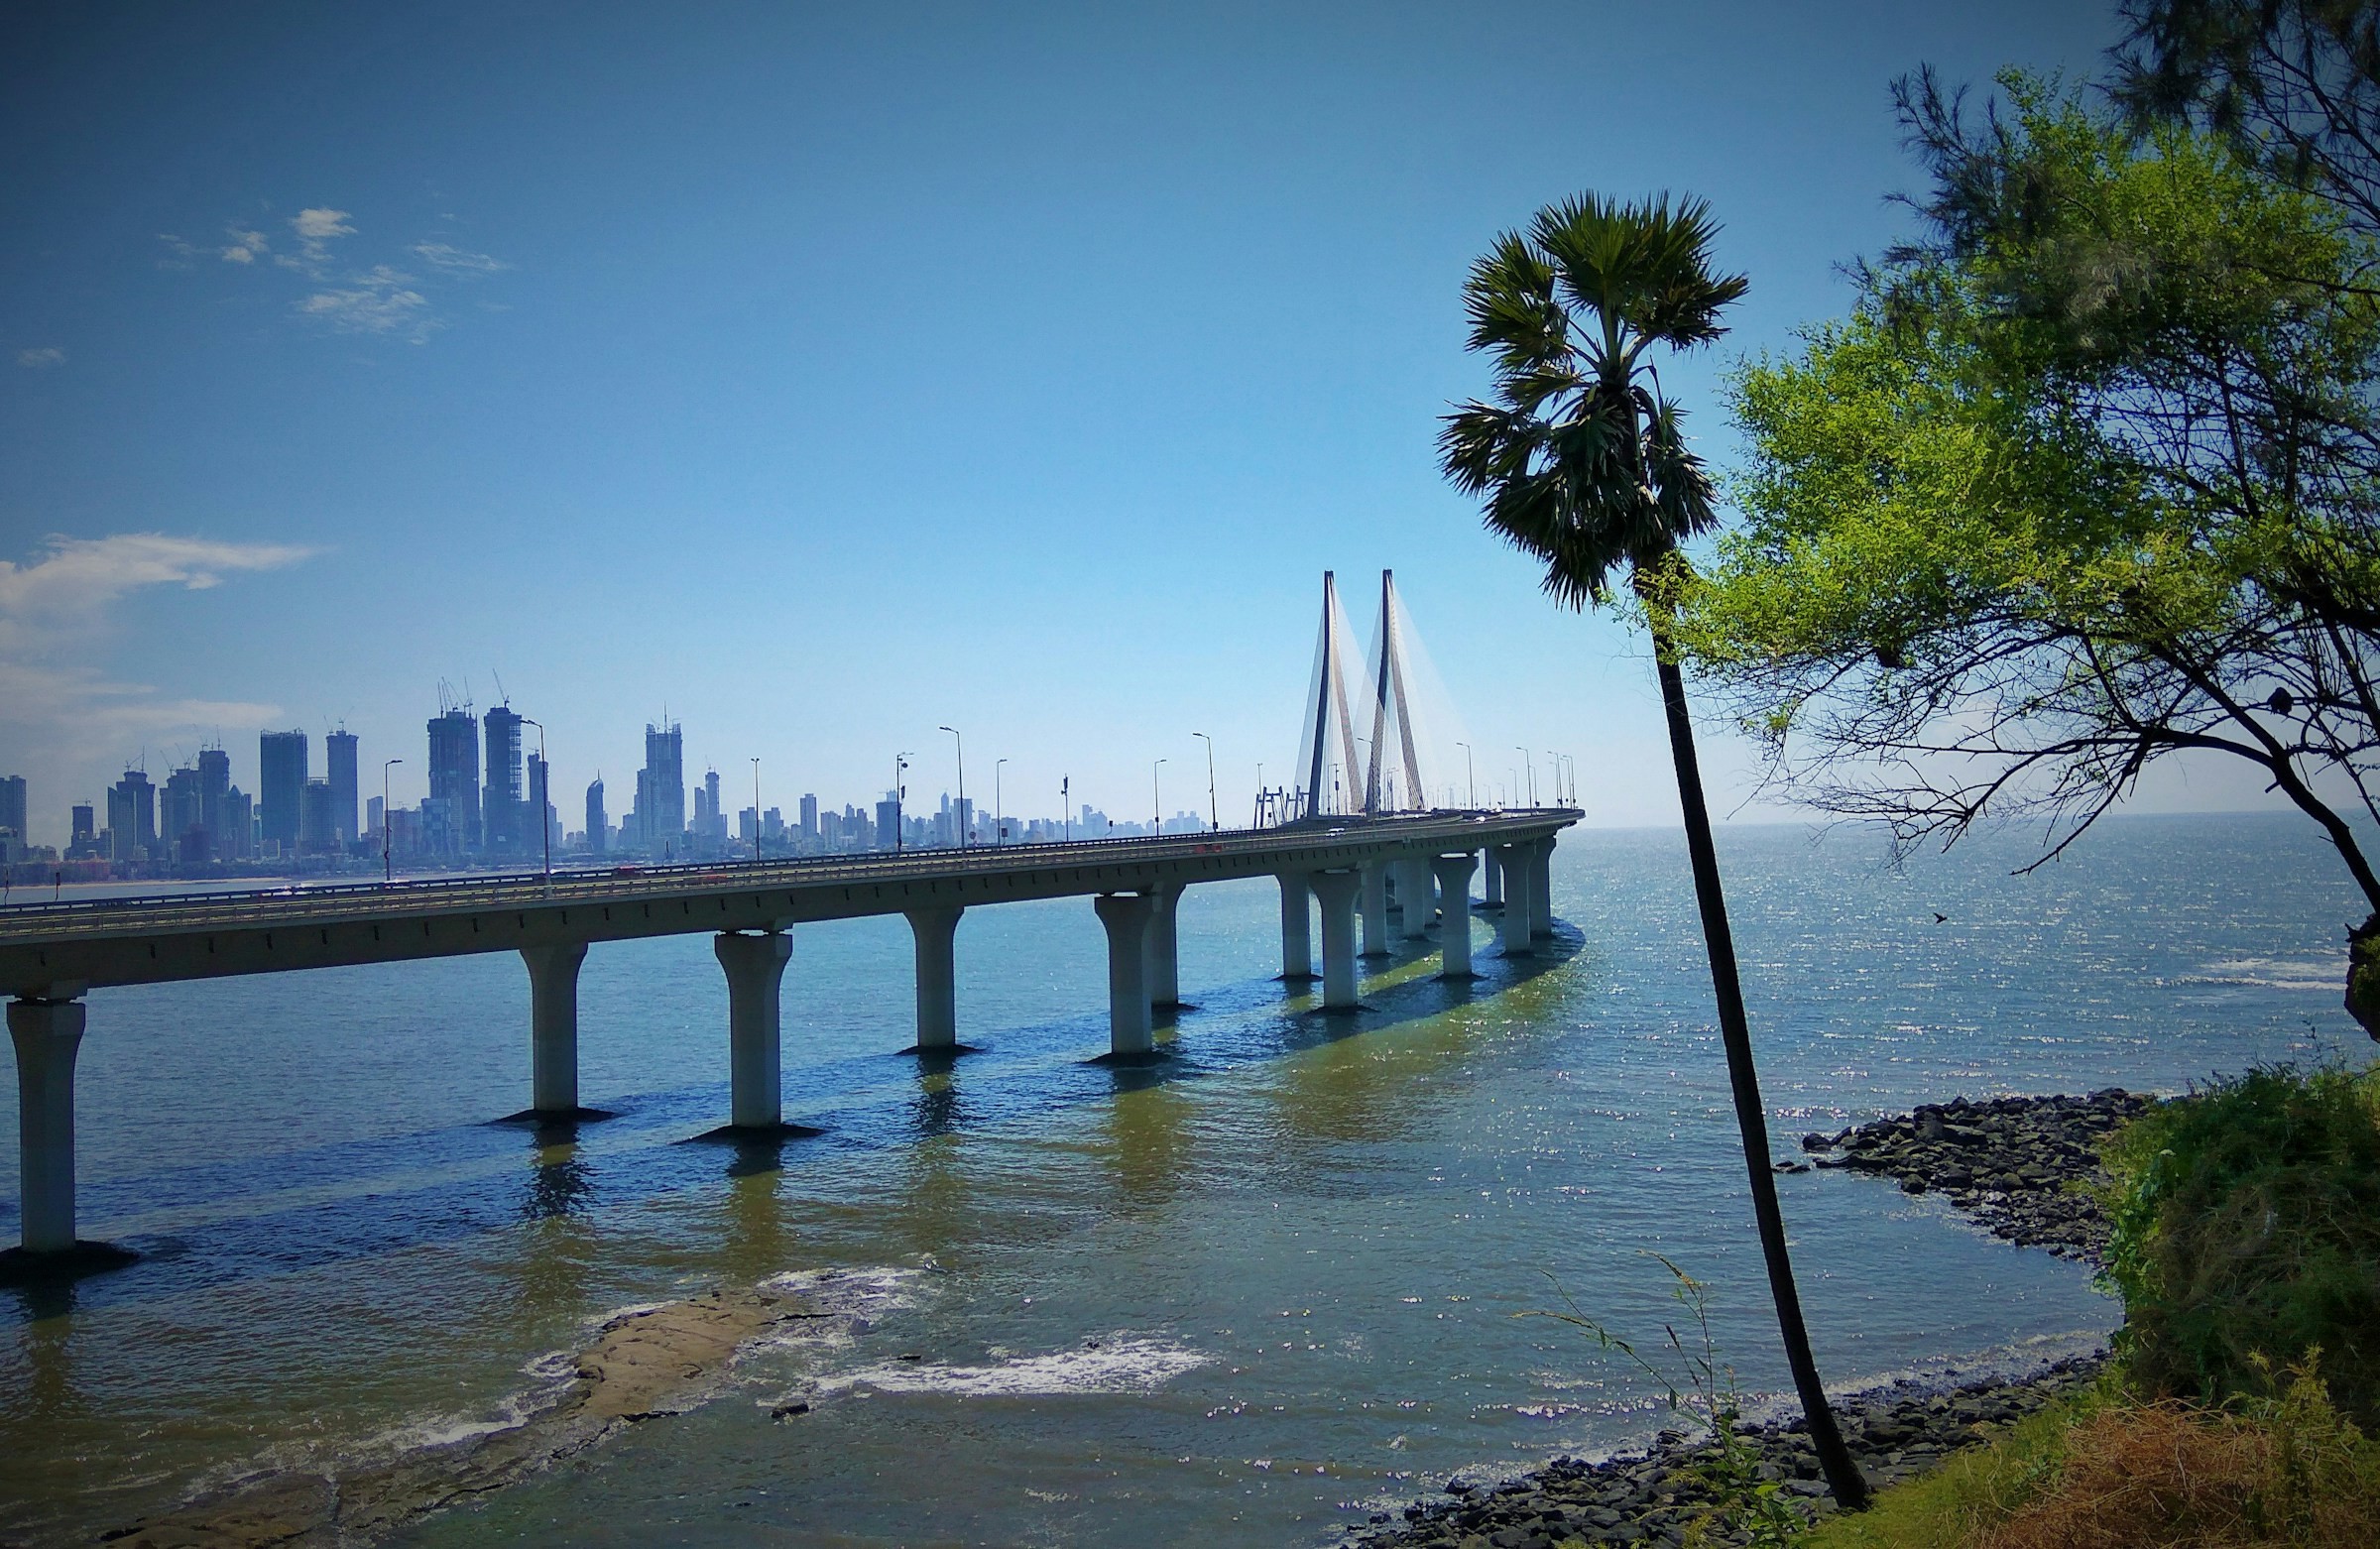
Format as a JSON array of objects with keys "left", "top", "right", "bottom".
[{"left": 0, "top": 575, "right": 1578, "bottom": 1270}]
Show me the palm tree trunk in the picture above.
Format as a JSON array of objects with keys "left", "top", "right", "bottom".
[{"left": 1647, "top": 617, "right": 1871, "bottom": 1512}]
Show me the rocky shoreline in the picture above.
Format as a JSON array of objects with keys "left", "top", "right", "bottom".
[
  {"left": 1339, "top": 1088, "right": 2155, "bottom": 1549},
  {"left": 1797, "top": 1088, "right": 2156, "bottom": 1263},
  {"left": 1340, "top": 1356, "right": 2106, "bottom": 1549}
]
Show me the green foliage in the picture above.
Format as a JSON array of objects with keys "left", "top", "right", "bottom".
[
  {"left": 1439, "top": 192, "right": 1745, "bottom": 609},
  {"left": 1672, "top": 71, "right": 2380, "bottom": 938},
  {"left": 2098, "top": 1064, "right": 2380, "bottom": 1423}
]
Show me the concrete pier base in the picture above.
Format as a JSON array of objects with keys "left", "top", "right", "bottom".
[
  {"left": 1432, "top": 854, "right": 1480, "bottom": 978},
  {"left": 1484, "top": 848, "right": 1503, "bottom": 908},
  {"left": 1146, "top": 883, "right": 1186, "bottom": 1010},
  {"left": 715, "top": 931, "right": 792, "bottom": 1130},
  {"left": 1360, "top": 862, "right": 1390, "bottom": 957},
  {"left": 1530, "top": 837, "right": 1556, "bottom": 939},
  {"left": 8, "top": 996, "right": 84, "bottom": 1255},
  {"left": 1398, "top": 859, "right": 1434, "bottom": 939},
  {"left": 521, "top": 943, "right": 589, "bottom": 1116},
  {"left": 1276, "top": 871, "right": 1314, "bottom": 980},
  {"left": 1310, "top": 870, "right": 1363, "bottom": 1011},
  {"left": 1093, "top": 893, "right": 1155, "bottom": 1057},
  {"left": 1493, "top": 845, "right": 1534, "bottom": 955},
  {"left": 904, "top": 906, "right": 965, "bottom": 1051}
]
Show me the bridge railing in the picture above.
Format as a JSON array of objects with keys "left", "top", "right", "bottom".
[{"left": 0, "top": 808, "right": 1578, "bottom": 936}]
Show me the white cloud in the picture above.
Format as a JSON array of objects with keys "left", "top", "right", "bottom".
[
  {"left": 0, "top": 535, "right": 312, "bottom": 837},
  {"left": 410, "top": 241, "right": 510, "bottom": 274},
  {"left": 16, "top": 347, "right": 64, "bottom": 368},
  {"left": 167, "top": 205, "right": 506, "bottom": 343},
  {"left": 282, "top": 206, "right": 356, "bottom": 272},
  {"left": 296, "top": 266, "right": 439, "bottom": 340},
  {"left": 0, "top": 533, "right": 316, "bottom": 627}
]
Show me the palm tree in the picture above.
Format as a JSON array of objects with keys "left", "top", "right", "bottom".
[{"left": 1439, "top": 191, "right": 1870, "bottom": 1511}]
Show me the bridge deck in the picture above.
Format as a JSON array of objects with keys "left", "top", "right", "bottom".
[{"left": 0, "top": 810, "right": 1576, "bottom": 997}]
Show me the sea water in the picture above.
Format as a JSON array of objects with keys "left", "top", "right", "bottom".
[{"left": 0, "top": 813, "right": 2363, "bottom": 1545}]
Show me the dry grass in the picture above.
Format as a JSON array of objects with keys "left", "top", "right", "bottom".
[{"left": 1976, "top": 1384, "right": 2380, "bottom": 1549}]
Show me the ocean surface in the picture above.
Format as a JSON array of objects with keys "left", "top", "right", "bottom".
[{"left": 0, "top": 813, "right": 2364, "bottom": 1545}]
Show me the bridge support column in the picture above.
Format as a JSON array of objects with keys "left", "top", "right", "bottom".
[
  {"left": 1146, "top": 882, "right": 1186, "bottom": 1010},
  {"left": 1493, "top": 845, "right": 1534, "bottom": 956},
  {"left": 1432, "top": 854, "right": 1479, "bottom": 979},
  {"left": 1360, "top": 861, "right": 1390, "bottom": 957},
  {"left": 1530, "top": 836, "right": 1556, "bottom": 939},
  {"left": 522, "top": 943, "right": 588, "bottom": 1115},
  {"left": 1399, "top": 859, "right": 1434, "bottom": 939},
  {"left": 904, "top": 906, "right": 964, "bottom": 1051},
  {"left": 1484, "top": 848, "right": 1503, "bottom": 908},
  {"left": 715, "top": 931, "right": 791, "bottom": 1129},
  {"left": 1275, "top": 871, "right": 1314, "bottom": 980},
  {"left": 9, "top": 995, "right": 85, "bottom": 1254},
  {"left": 1309, "top": 870, "right": 1363, "bottom": 1011},
  {"left": 1093, "top": 893, "right": 1155, "bottom": 1056}
]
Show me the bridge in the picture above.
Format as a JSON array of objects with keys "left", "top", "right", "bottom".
[
  {"left": 2, "top": 810, "right": 1577, "bottom": 1264},
  {"left": 1, "top": 571, "right": 1578, "bottom": 1268}
]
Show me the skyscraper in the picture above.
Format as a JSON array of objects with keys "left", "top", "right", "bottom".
[
  {"left": 426, "top": 708, "right": 481, "bottom": 858},
  {"left": 69, "top": 803, "right": 95, "bottom": 859},
  {"left": 636, "top": 721, "right": 683, "bottom": 856},
  {"left": 585, "top": 776, "right": 607, "bottom": 856},
  {"left": 325, "top": 729, "right": 359, "bottom": 845},
  {"left": 526, "top": 752, "right": 552, "bottom": 858},
  {"left": 299, "top": 778, "right": 333, "bottom": 852},
  {"left": 196, "top": 747, "right": 232, "bottom": 857},
  {"left": 798, "top": 792, "right": 819, "bottom": 841},
  {"left": 483, "top": 705, "right": 524, "bottom": 857},
  {"left": 258, "top": 730, "right": 307, "bottom": 852},
  {"left": 108, "top": 769, "right": 157, "bottom": 861},
  {"left": 162, "top": 764, "right": 204, "bottom": 858},
  {"left": 0, "top": 774, "right": 25, "bottom": 847}
]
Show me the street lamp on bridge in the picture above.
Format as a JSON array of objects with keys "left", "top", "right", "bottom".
[
  {"left": 382, "top": 759, "right": 403, "bottom": 884},
  {"left": 1151, "top": 758, "right": 1165, "bottom": 834},
  {"left": 1455, "top": 741, "right": 1476, "bottom": 808},
  {"left": 1191, "top": 732, "right": 1216, "bottom": 831},
  {"left": 521, "top": 718, "right": 550, "bottom": 886},
  {"left": 995, "top": 758, "right": 1009, "bottom": 844}
]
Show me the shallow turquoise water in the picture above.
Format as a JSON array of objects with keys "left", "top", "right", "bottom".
[{"left": 0, "top": 814, "right": 2363, "bottom": 1544}]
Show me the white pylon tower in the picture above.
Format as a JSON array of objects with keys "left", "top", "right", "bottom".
[
  {"left": 1294, "top": 571, "right": 1366, "bottom": 819},
  {"left": 1363, "top": 569, "right": 1427, "bottom": 815}
]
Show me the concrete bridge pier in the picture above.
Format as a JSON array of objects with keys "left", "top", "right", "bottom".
[
  {"left": 1492, "top": 845, "right": 1534, "bottom": 956},
  {"left": 8, "top": 995, "right": 84, "bottom": 1254},
  {"left": 1093, "top": 893, "right": 1155, "bottom": 1056},
  {"left": 1529, "top": 837, "right": 1556, "bottom": 939},
  {"left": 1398, "top": 858, "right": 1435, "bottom": 939},
  {"left": 1432, "top": 854, "right": 1480, "bottom": 979},
  {"left": 1360, "top": 862, "right": 1391, "bottom": 957},
  {"left": 1275, "top": 871, "right": 1314, "bottom": 980},
  {"left": 904, "top": 906, "right": 964, "bottom": 1051},
  {"left": 715, "top": 931, "right": 792, "bottom": 1129},
  {"left": 521, "top": 943, "right": 588, "bottom": 1115},
  {"left": 1309, "top": 870, "right": 1363, "bottom": 1011},
  {"left": 1146, "top": 883, "right": 1186, "bottom": 1011},
  {"left": 1484, "top": 848, "right": 1504, "bottom": 908}
]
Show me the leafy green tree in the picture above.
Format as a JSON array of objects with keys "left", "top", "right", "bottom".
[
  {"left": 1439, "top": 192, "right": 1870, "bottom": 1511},
  {"left": 1677, "top": 76, "right": 2380, "bottom": 1032}
]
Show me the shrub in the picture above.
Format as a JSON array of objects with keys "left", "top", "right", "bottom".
[
  {"left": 2097, "top": 1063, "right": 2380, "bottom": 1423},
  {"left": 1979, "top": 1367, "right": 2380, "bottom": 1548}
]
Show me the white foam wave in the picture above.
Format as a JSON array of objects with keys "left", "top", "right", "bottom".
[
  {"left": 2180, "top": 956, "right": 2344, "bottom": 992},
  {"left": 813, "top": 1335, "right": 1211, "bottom": 1398}
]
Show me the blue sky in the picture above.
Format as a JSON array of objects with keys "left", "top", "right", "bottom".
[{"left": 9, "top": 0, "right": 2256, "bottom": 848}]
